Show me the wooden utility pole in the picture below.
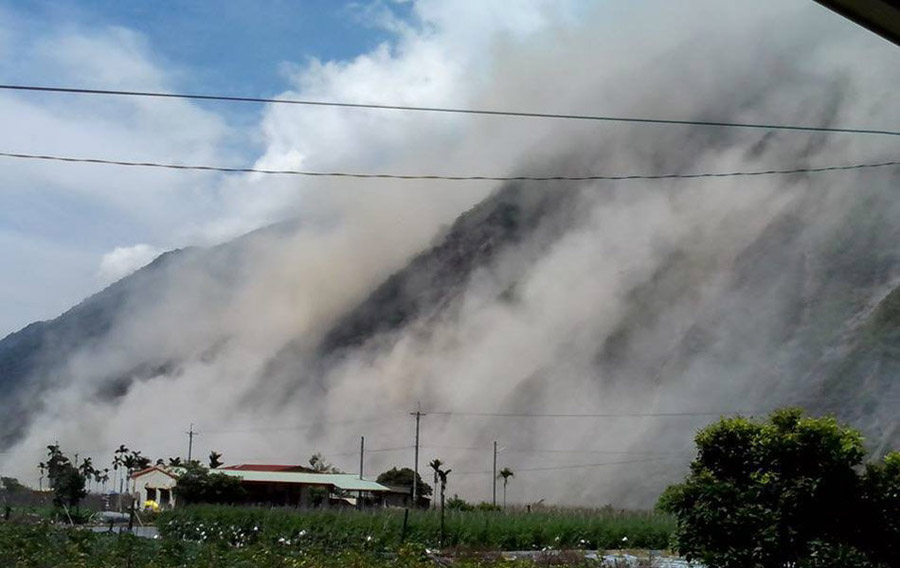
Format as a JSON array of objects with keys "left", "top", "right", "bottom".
[
  {"left": 186, "top": 423, "right": 196, "bottom": 463},
  {"left": 410, "top": 404, "right": 425, "bottom": 506},
  {"left": 492, "top": 441, "right": 498, "bottom": 507},
  {"left": 359, "top": 436, "right": 365, "bottom": 480}
]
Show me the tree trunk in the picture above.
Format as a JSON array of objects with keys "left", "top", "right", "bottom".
[{"left": 440, "top": 483, "right": 446, "bottom": 548}]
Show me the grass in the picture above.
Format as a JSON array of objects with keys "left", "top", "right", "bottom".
[
  {"left": 158, "top": 505, "right": 675, "bottom": 551},
  {"left": 0, "top": 521, "right": 664, "bottom": 567}
]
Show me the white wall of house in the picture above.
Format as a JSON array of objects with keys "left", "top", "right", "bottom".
[{"left": 131, "top": 469, "right": 177, "bottom": 509}]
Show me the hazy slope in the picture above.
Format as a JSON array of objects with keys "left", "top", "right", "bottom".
[{"left": 2, "top": 2, "right": 899, "bottom": 507}]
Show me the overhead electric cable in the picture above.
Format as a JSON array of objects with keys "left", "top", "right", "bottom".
[
  {"left": 429, "top": 410, "right": 764, "bottom": 418},
  {"left": 454, "top": 456, "right": 674, "bottom": 475},
  {"left": 202, "top": 417, "right": 394, "bottom": 434},
  {"left": 2, "top": 83, "right": 899, "bottom": 137},
  {"left": 1, "top": 151, "right": 897, "bottom": 182},
  {"left": 422, "top": 444, "right": 683, "bottom": 455}
]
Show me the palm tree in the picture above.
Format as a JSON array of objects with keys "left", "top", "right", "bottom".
[
  {"left": 99, "top": 469, "right": 110, "bottom": 493},
  {"left": 429, "top": 459, "right": 451, "bottom": 548},
  {"left": 113, "top": 445, "right": 128, "bottom": 493},
  {"left": 498, "top": 467, "right": 514, "bottom": 510},
  {"left": 429, "top": 458, "right": 442, "bottom": 509},
  {"left": 78, "top": 458, "right": 95, "bottom": 493},
  {"left": 208, "top": 451, "right": 223, "bottom": 469}
]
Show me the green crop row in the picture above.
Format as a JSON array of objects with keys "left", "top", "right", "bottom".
[
  {"left": 0, "top": 521, "right": 646, "bottom": 567},
  {"left": 157, "top": 505, "right": 675, "bottom": 551}
]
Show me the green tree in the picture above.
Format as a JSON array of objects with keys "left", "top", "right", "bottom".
[
  {"left": 445, "top": 494, "right": 473, "bottom": 511},
  {"left": 173, "top": 462, "right": 245, "bottom": 505},
  {"left": 376, "top": 467, "right": 432, "bottom": 497},
  {"left": 859, "top": 452, "right": 900, "bottom": 566},
  {"left": 498, "top": 467, "right": 514, "bottom": 510},
  {"left": 43, "top": 445, "right": 87, "bottom": 510},
  {"left": 0, "top": 477, "right": 26, "bottom": 494},
  {"left": 660, "top": 408, "right": 897, "bottom": 568},
  {"left": 429, "top": 459, "right": 451, "bottom": 547}
]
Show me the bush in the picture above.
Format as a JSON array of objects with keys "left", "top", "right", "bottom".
[
  {"left": 445, "top": 494, "right": 474, "bottom": 512},
  {"left": 174, "top": 463, "right": 246, "bottom": 505},
  {"left": 660, "top": 408, "right": 898, "bottom": 568}
]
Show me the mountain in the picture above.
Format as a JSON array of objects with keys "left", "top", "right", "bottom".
[
  {"left": 3, "top": 167, "right": 900, "bottom": 505},
  {"left": 2, "top": 171, "right": 900, "bottom": 506}
]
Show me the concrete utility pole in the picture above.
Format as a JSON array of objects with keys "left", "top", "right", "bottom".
[
  {"left": 186, "top": 423, "right": 196, "bottom": 463},
  {"left": 492, "top": 441, "right": 498, "bottom": 507},
  {"left": 410, "top": 404, "right": 425, "bottom": 505},
  {"left": 359, "top": 436, "right": 365, "bottom": 480}
]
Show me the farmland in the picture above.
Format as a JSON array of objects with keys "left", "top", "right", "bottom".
[
  {"left": 0, "top": 520, "right": 678, "bottom": 567},
  {"left": 157, "top": 505, "right": 674, "bottom": 551},
  {"left": 0, "top": 505, "right": 677, "bottom": 567}
]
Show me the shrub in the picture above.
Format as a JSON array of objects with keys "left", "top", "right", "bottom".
[{"left": 660, "top": 408, "right": 898, "bottom": 568}]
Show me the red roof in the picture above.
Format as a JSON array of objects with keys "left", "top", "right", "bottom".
[{"left": 221, "top": 464, "right": 315, "bottom": 473}]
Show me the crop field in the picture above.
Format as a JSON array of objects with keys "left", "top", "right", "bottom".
[
  {"left": 0, "top": 521, "right": 680, "bottom": 567},
  {"left": 157, "top": 505, "right": 675, "bottom": 551}
]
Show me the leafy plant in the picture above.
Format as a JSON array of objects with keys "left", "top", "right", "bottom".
[
  {"left": 174, "top": 462, "right": 246, "bottom": 505},
  {"left": 376, "top": 467, "right": 432, "bottom": 497},
  {"left": 660, "top": 408, "right": 898, "bottom": 568}
]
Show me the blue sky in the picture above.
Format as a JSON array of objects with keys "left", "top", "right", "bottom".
[
  {"left": 6, "top": 1, "right": 408, "bottom": 95},
  {"left": 0, "top": 0, "right": 888, "bottom": 339},
  {"left": 0, "top": 0, "right": 419, "bottom": 336}
]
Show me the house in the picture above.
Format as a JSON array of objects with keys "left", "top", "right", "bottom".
[
  {"left": 129, "top": 463, "right": 417, "bottom": 509},
  {"left": 217, "top": 467, "right": 403, "bottom": 508},
  {"left": 129, "top": 466, "right": 178, "bottom": 509}
]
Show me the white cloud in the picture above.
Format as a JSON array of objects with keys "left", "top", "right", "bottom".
[
  {"left": 3, "top": 0, "right": 900, "bottom": 507},
  {"left": 97, "top": 244, "right": 165, "bottom": 284}
]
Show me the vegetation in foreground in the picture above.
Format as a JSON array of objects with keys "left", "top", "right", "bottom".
[
  {"left": 0, "top": 522, "right": 656, "bottom": 567},
  {"left": 158, "top": 505, "right": 674, "bottom": 551},
  {"left": 660, "top": 408, "right": 900, "bottom": 568}
]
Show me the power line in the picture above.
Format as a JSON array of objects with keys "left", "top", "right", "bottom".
[
  {"left": 429, "top": 410, "right": 763, "bottom": 418},
  {"left": 2, "top": 83, "right": 899, "bottom": 137},
  {"left": 202, "top": 417, "right": 394, "bottom": 434},
  {"left": 423, "top": 444, "right": 683, "bottom": 455},
  {"left": 454, "top": 456, "right": 676, "bottom": 475},
  {"left": 329, "top": 446, "right": 411, "bottom": 457},
  {"left": 1, "top": 151, "right": 897, "bottom": 182}
]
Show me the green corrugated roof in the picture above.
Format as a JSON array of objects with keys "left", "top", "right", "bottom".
[{"left": 217, "top": 470, "right": 395, "bottom": 492}]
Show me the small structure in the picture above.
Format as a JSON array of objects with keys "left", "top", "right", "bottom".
[
  {"left": 129, "top": 463, "right": 416, "bottom": 509},
  {"left": 129, "top": 466, "right": 178, "bottom": 509},
  {"left": 217, "top": 467, "right": 401, "bottom": 508}
]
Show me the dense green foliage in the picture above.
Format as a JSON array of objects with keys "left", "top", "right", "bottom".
[
  {"left": 41, "top": 444, "right": 87, "bottom": 510},
  {"left": 158, "top": 505, "right": 673, "bottom": 551},
  {"left": 444, "top": 495, "right": 500, "bottom": 512},
  {"left": 660, "top": 408, "right": 900, "bottom": 568},
  {"left": 375, "top": 467, "right": 431, "bottom": 497},
  {"left": 1, "top": 476, "right": 26, "bottom": 493},
  {"left": 174, "top": 464, "right": 246, "bottom": 505},
  {"left": 2, "top": 522, "right": 598, "bottom": 568}
]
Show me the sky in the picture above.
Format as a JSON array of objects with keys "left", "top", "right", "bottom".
[
  {"left": 2, "top": 0, "right": 899, "bottom": 503},
  {"left": 0, "top": 0, "right": 884, "bottom": 337},
  {"left": 0, "top": 0, "right": 886, "bottom": 340},
  {"left": 0, "top": 0, "right": 414, "bottom": 336}
]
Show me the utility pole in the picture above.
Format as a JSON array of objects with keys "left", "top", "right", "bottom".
[
  {"left": 410, "top": 404, "right": 425, "bottom": 506},
  {"left": 359, "top": 436, "right": 365, "bottom": 480},
  {"left": 186, "top": 423, "right": 196, "bottom": 463},
  {"left": 492, "top": 440, "right": 498, "bottom": 507}
]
